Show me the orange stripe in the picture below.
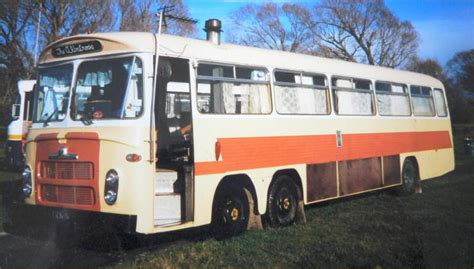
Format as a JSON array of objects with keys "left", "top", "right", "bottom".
[
  {"left": 8, "top": 134, "right": 23, "bottom": 140},
  {"left": 195, "top": 131, "right": 452, "bottom": 176}
]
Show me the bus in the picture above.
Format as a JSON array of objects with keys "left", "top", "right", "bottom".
[
  {"left": 5, "top": 80, "right": 35, "bottom": 171},
  {"left": 17, "top": 20, "right": 454, "bottom": 237}
]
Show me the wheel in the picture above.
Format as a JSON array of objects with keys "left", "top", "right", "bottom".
[
  {"left": 267, "top": 175, "right": 299, "bottom": 227},
  {"left": 401, "top": 159, "right": 418, "bottom": 195},
  {"left": 212, "top": 185, "right": 249, "bottom": 238}
]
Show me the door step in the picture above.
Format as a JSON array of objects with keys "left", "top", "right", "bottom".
[
  {"left": 154, "top": 169, "right": 181, "bottom": 226},
  {"left": 154, "top": 193, "right": 181, "bottom": 226},
  {"left": 155, "top": 169, "right": 178, "bottom": 194}
]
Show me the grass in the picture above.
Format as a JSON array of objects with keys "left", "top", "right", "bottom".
[
  {"left": 109, "top": 164, "right": 473, "bottom": 269},
  {"left": 0, "top": 146, "right": 20, "bottom": 233}
]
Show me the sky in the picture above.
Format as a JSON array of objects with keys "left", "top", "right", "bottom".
[{"left": 185, "top": 0, "right": 474, "bottom": 65}]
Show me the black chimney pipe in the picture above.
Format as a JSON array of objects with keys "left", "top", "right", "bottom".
[{"left": 204, "top": 19, "right": 222, "bottom": 45}]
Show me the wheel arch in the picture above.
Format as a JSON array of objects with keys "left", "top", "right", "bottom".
[
  {"left": 403, "top": 156, "right": 420, "bottom": 180},
  {"left": 212, "top": 174, "right": 259, "bottom": 216},
  {"left": 269, "top": 169, "right": 304, "bottom": 202}
]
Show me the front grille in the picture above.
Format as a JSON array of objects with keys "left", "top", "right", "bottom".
[
  {"left": 41, "top": 161, "right": 93, "bottom": 180},
  {"left": 42, "top": 185, "right": 95, "bottom": 205}
]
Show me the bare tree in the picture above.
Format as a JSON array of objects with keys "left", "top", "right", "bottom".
[
  {"left": 228, "top": 2, "right": 314, "bottom": 53},
  {"left": 0, "top": 0, "right": 35, "bottom": 124},
  {"left": 310, "top": 0, "right": 419, "bottom": 67},
  {"left": 118, "top": 0, "right": 155, "bottom": 32},
  {"left": 37, "top": 0, "right": 115, "bottom": 44},
  {"left": 117, "top": 0, "right": 196, "bottom": 36}
]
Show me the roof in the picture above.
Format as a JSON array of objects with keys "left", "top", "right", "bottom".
[{"left": 39, "top": 32, "right": 444, "bottom": 88}]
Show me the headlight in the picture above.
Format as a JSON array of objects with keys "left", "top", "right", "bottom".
[
  {"left": 22, "top": 167, "right": 32, "bottom": 197},
  {"left": 104, "top": 169, "right": 119, "bottom": 205}
]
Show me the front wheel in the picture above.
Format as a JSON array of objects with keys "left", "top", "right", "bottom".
[
  {"left": 267, "top": 175, "right": 299, "bottom": 228},
  {"left": 212, "top": 185, "right": 249, "bottom": 238}
]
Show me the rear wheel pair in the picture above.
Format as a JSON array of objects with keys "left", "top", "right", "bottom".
[{"left": 212, "top": 175, "right": 300, "bottom": 238}]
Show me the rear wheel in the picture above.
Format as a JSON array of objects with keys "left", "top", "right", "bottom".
[
  {"left": 401, "top": 159, "right": 418, "bottom": 195},
  {"left": 267, "top": 175, "right": 299, "bottom": 227},
  {"left": 212, "top": 185, "right": 249, "bottom": 238}
]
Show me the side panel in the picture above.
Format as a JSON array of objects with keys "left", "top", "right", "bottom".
[
  {"left": 339, "top": 157, "right": 382, "bottom": 195},
  {"left": 383, "top": 155, "right": 401, "bottom": 185},
  {"left": 306, "top": 162, "right": 337, "bottom": 201}
]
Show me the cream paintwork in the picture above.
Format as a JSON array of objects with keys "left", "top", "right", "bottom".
[{"left": 27, "top": 32, "right": 455, "bottom": 234}]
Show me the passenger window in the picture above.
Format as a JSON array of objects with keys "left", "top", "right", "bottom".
[
  {"left": 410, "top": 85, "right": 435, "bottom": 116},
  {"left": 375, "top": 81, "right": 411, "bottom": 116},
  {"left": 332, "top": 77, "right": 374, "bottom": 115},
  {"left": 433, "top": 88, "right": 448, "bottom": 117},
  {"left": 197, "top": 64, "right": 233, "bottom": 78},
  {"left": 375, "top": 82, "right": 391, "bottom": 92},
  {"left": 236, "top": 67, "right": 266, "bottom": 80},
  {"left": 197, "top": 64, "right": 271, "bottom": 114},
  {"left": 274, "top": 71, "right": 329, "bottom": 115},
  {"left": 354, "top": 79, "right": 371, "bottom": 90},
  {"left": 275, "top": 71, "right": 297, "bottom": 83}
]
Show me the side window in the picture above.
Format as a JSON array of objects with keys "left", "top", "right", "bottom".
[
  {"left": 197, "top": 63, "right": 271, "bottom": 114},
  {"left": 375, "top": 81, "right": 411, "bottom": 116},
  {"left": 433, "top": 88, "right": 448, "bottom": 117},
  {"left": 332, "top": 77, "right": 374, "bottom": 115},
  {"left": 410, "top": 85, "right": 435, "bottom": 116},
  {"left": 274, "top": 70, "right": 329, "bottom": 115}
]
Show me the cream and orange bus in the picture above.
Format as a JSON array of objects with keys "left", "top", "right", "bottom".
[{"left": 17, "top": 20, "right": 454, "bottom": 237}]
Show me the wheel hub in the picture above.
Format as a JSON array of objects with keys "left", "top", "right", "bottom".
[
  {"left": 278, "top": 195, "right": 292, "bottom": 212},
  {"left": 230, "top": 207, "right": 240, "bottom": 221},
  {"left": 282, "top": 198, "right": 290, "bottom": 210}
]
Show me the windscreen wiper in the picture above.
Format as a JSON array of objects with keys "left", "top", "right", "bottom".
[
  {"left": 42, "top": 108, "right": 59, "bottom": 127},
  {"left": 80, "top": 114, "right": 94, "bottom": 126}
]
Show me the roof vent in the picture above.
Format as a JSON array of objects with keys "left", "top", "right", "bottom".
[{"left": 204, "top": 19, "right": 222, "bottom": 45}]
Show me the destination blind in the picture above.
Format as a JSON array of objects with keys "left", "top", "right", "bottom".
[{"left": 52, "top": 41, "right": 102, "bottom": 58}]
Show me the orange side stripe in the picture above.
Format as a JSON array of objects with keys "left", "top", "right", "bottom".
[{"left": 194, "top": 131, "right": 452, "bottom": 176}]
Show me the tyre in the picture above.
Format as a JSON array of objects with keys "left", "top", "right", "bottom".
[
  {"left": 267, "top": 175, "right": 299, "bottom": 227},
  {"left": 212, "top": 184, "right": 249, "bottom": 238},
  {"left": 401, "top": 159, "right": 418, "bottom": 195}
]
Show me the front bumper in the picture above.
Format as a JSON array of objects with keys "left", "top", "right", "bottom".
[{"left": 3, "top": 203, "right": 138, "bottom": 236}]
